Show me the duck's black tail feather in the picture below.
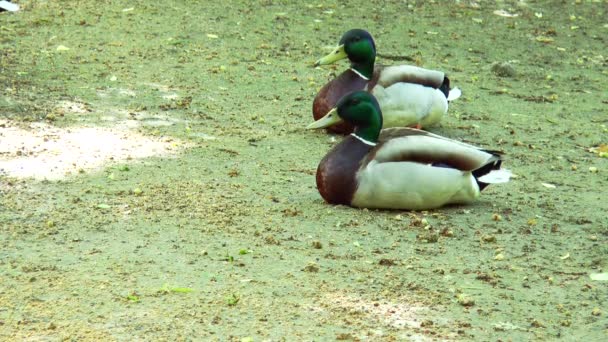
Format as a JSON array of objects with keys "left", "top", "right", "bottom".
[
  {"left": 474, "top": 159, "right": 511, "bottom": 191},
  {"left": 439, "top": 77, "right": 450, "bottom": 98},
  {"left": 441, "top": 76, "right": 462, "bottom": 101}
]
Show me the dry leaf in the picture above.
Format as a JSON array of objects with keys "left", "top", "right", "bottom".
[
  {"left": 536, "top": 36, "right": 554, "bottom": 43},
  {"left": 588, "top": 144, "right": 608, "bottom": 157},
  {"left": 590, "top": 273, "right": 608, "bottom": 281},
  {"left": 493, "top": 10, "right": 518, "bottom": 18}
]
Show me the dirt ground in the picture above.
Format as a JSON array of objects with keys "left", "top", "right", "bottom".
[{"left": 1, "top": 0, "right": 607, "bottom": 340}]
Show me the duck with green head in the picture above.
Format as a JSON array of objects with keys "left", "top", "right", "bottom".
[
  {"left": 307, "top": 91, "right": 510, "bottom": 210},
  {"left": 313, "top": 29, "right": 461, "bottom": 134}
]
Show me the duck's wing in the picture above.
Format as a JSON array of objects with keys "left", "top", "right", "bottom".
[
  {"left": 376, "top": 65, "right": 446, "bottom": 89},
  {"left": 363, "top": 128, "right": 500, "bottom": 171}
]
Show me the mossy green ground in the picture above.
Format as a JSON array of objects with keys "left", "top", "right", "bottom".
[{"left": 1, "top": 1, "right": 607, "bottom": 340}]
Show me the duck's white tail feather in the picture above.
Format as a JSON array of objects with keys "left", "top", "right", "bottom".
[
  {"left": 0, "top": 1, "right": 19, "bottom": 11},
  {"left": 477, "top": 169, "right": 512, "bottom": 184},
  {"left": 447, "top": 87, "right": 462, "bottom": 102}
]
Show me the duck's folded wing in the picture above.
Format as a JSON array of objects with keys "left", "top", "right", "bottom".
[
  {"left": 376, "top": 65, "right": 445, "bottom": 89},
  {"left": 367, "top": 128, "right": 499, "bottom": 171}
]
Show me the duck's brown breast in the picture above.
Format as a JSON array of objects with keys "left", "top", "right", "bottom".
[
  {"left": 312, "top": 70, "right": 370, "bottom": 134},
  {"left": 316, "top": 136, "right": 373, "bottom": 205}
]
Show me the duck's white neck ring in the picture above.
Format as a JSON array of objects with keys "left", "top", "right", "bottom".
[
  {"left": 351, "top": 133, "right": 376, "bottom": 146},
  {"left": 350, "top": 68, "right": 370, "bottom": 81}
]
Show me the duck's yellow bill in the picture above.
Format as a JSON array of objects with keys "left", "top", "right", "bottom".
[
  {"left": 314, "top": 45, "right": 347, "bottom": 66},
  {"left": 306, "top": 108, "right": 343, "bottom": 129}
]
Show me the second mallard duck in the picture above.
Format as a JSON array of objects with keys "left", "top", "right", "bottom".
[
  {"left": 313, "top": 29, "right": 461, "bottom": 134},
  {"left": 307, "top": 91, "right": 510, "bottom": 210}
]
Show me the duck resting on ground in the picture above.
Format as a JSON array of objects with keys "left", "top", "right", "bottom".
[
  {"left": 307, "top": 91, "right": 510, "bottom": 210},
  {"left": 313, "top": 29, "right": 461, "bottom": 134}
]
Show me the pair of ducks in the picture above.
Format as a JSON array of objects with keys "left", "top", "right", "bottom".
[{"left": 307, "top": 29, "right": 511, "bottom": 210}]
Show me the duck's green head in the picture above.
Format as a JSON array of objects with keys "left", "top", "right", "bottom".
[
  {"left": 314, "top": 29, "right": 376, "bottom": 80},
  {"left": 307, "top": 91, "right": 383, "bottom": 143}
]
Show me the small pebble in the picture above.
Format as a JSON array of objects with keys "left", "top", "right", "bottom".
[
  {"left": 491, "top": 62, "right": 516, "bottom": 77},
  {"left": 457, "top": 294, "right": 475, "bottom": 307},
  {"left": 303, "top": 262, "right": 320, "bottom": 273},
  {"left": 530, "top": 319, "right": 546, "bottom": 328},
  {"left": 482, "top": 235, "right": 497, "bottom": 243}
]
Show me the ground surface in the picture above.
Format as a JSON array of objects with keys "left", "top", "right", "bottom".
[{"left": 1, "top": 0, "right": 607, "bottom": 341}]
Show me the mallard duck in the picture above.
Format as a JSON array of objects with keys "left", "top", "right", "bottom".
[
  {"left": 307, "top": 91, "right": 510, "bottom": 210},
  {"left": 313, "top": 29, "right": 461, "bottom": 134}
]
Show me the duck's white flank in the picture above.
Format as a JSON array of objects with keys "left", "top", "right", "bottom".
[{"left": 372, "top": 84, "right": 448, "bottom": 128}]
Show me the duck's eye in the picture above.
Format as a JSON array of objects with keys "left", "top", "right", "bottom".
[
  {"left": 350, "top": 98, "right": 360, "bottom": 105},
  {"left": 354, "top": 36, "right": 361, "bottom": 42}
]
